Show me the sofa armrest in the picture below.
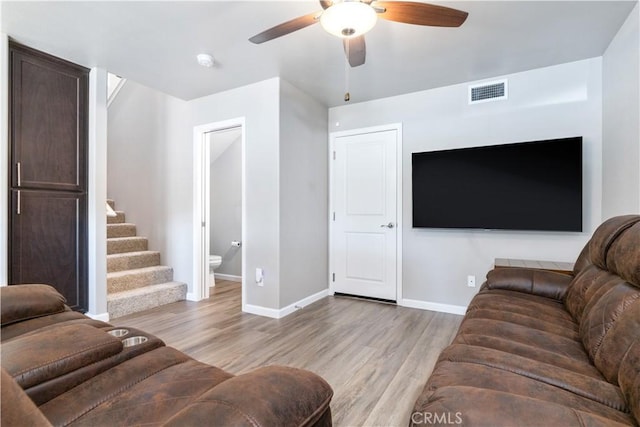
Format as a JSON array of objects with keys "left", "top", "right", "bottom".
[
  {"left": 481, "top": 268, "right": 572, "bottom": 300},
  {"left": 1, "top": 284, "right": 67, "bottom": 327},
  {"left": 2, "top": 324, "right": 123, "bottom": 389},
  {"left": 1, "top": 368, "right": 52, "bottom": 427},
  {"left": 164, "top": 365, "right": 333, "bottom": 427}
]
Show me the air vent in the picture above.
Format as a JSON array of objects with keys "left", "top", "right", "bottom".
[{"left": 469, "top": 79, "right": 508, "bottom": 104}]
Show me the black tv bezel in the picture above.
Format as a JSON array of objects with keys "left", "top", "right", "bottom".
[{"left": 411, "top": 137, "right": 583, "bottom": 232}]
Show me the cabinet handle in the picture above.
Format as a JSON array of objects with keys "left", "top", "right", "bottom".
[
  {"left": 17, "top": 191, "right": 21, "bottom": 215},
  {"left": 17, "top": 162, "right": 21, "bottom": 187}
]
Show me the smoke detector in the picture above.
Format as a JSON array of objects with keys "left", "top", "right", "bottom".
[{"left": 197, "top": 53, "right": 215, "bottom": 68}]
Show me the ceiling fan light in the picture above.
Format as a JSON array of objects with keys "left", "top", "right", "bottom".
[{"left": 320, "top": 2, "right": 378, "bottom": 38}]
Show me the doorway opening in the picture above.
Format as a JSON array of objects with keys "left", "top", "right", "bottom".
[
  {"left": 193, "top": 118, "right": 245, "bottom": 305},
  {"left": 206, "top": 127, "right": 243, "bottom": 295}
]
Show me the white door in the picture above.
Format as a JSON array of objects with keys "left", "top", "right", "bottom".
[{"left": 331, "top": 129, "right": 398, "bottom": 301}]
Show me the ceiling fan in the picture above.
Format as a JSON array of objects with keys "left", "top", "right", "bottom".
[{"left": 249, "top": 0, "right": 468, "bottom": 68}]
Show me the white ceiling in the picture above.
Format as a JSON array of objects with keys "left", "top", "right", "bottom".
[{"left": 1, "top": 1, "right": 637, "bottom": 107}]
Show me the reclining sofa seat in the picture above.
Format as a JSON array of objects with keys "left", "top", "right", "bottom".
[
  {"left": 0, "top": 285, "right": 333, "bottom": 426},
  {"left": 412, "top": 215, "right": 640, "bottom": 427}
]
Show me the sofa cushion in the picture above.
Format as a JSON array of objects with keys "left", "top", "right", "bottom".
[
  {"left": 466, "top": 290, "right": 579, "bottom": 339},
  {"left": 587, "top": 215, "right": 640, "bottom": 270},
  {"left": 564, "top": 266, "right": 623, "bottom": 321},
  {"left": 1, "top": 368, "right": 52, "bottom": 427},
  {"left": 412, "top": 386, "right": 634, "bottom": 427},
  {"left": 163, "top": 366, "right": 333, "bottom": 427},
  {"left": 580, "top": 283, "right": 639, "bottom": 359},
  {"left": 454, "top": 333, "right": 602, "bottom": 378},
  {"left": 469, "top": 288, "right": 576, "bottom": 320},
  {"left": 584, "top": 292, "right": 640, "bottom": 384},
  {"left": 619, "top": 340, "right": 640, "bottom": 423},
  {"left": 456, "top": 317, "right": 588, "bottom": 362},
  {"left": 419, "top": 361, "right": 632, "bottom": 424},
  {"left": 437, "top": 344, "right": 628, "bottom": 411},
  {"left": 606, "top": 222, "right": 640, "bottom": 287},
  {"left": 1, "top": 284, "right": 67, "bottom": 327}
]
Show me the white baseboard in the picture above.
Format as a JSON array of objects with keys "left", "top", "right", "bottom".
[
  {"left": 214, "top": 273, "right": 242, "bottom": 282},
  {"left": 86, "top": 312, "right": 110, "bottom": 322},
  {"left": 399, "top": 298, "right": 467, "bottom": 315},
  {"left": 242, "top": 303, "right": 280, "bottom": 318},
  {"left": 186, "top": 292, "right": 201, "bottom": 302},
  {"left": 243, "top": 289, "right": 329, "bottom": 319},
  {"left": 279, "top": 289, "right": 328, "bottom": 318}
]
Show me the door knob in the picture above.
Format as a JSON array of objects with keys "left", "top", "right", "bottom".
[{"left": 380, "top": 222, "right": 394, "bottom": 229}]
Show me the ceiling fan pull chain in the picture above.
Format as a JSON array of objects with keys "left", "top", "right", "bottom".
[{"left": 344, "top": 42, "right": 351, "bottom": 102}]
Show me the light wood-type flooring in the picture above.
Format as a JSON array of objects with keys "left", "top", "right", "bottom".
[{"left": 114, "top": 280, "right": 463, "bottom": 427}]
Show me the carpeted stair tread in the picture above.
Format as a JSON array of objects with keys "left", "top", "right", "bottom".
[
  {"left": 107, "top": 265, "right": 174, "bottom": 293},
  {"left": 107, "top": 211, "right": 126, "bottom": 224},
  {"left": 107, "top": 236, "right": 148, "bottom": 255},
  {"left": 107, "top": 199, "right": 115, "bottom": 209},
  {"left": 107, "top": 282, "right": 187, "bottom": 319},
  {"left": 107, "top": 223, "right": 137, "bottom": 238},
  {"left": 107, "top": 251, "right": 161, "bottom": 273}
]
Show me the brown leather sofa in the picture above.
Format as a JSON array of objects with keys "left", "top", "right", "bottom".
[
  {"left": 0, "top": 285, "right": 333, "bottom": 426},
  {"left": 411, "top": 214, "right": 640, "bottom": 427}
]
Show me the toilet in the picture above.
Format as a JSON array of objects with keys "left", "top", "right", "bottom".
[{"left": 209, "top": 255, "right": 222, "bottom": 286}]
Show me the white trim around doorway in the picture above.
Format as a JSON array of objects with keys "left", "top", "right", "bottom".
[{"left": 192, "top": 118, "right": 246, "bottom": 310}]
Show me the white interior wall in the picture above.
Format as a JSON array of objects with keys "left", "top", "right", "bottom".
[
  {"left": 278, "top": 80, "right": 329, "bottom": 308},
  {"left": 189, "top": 78, "right": 281, "bottom": 310},
  {"left": 602, "top": 4, "right": 640, "bottom": 219},
  {"left": 329, "top": 58, "right": 604, "bottom": 309}
]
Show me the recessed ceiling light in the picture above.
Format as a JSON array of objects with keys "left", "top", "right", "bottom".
[{"left": 197, "top": 53, "right": 215, "bottom": 68}]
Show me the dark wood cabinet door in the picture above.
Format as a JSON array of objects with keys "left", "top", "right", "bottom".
[
  {"left": 10, "top": 42, "right": 88, "bottom": 192},
  {"left": 8, "top": 42, "right": 89, "bottom": 312},
  {"left": 9, "top": 190, "right": 88, "bottom": 312}
]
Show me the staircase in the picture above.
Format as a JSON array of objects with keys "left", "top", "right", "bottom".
[{"left": 106, "top": 199, "right": 187, "bottom": 318}]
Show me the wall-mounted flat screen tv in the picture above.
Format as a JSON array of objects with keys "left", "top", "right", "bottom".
[{"left": 412, "top": 137, "right": 583, "bottom": 231}]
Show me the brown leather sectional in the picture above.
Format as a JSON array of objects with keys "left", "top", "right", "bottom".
[
  {"left": 411, "top": 215, "right": 640, "bottom": 426},
  {"left": 0, "top": 285, "right": 333, "bottom": 426}
]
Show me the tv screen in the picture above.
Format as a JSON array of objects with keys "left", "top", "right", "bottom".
[{"left": 412, "top": 137, "right": 583, "bottom": 231}]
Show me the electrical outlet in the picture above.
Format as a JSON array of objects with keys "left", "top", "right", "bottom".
[
  {"left": 467, "top": 275, "right": 476, "bottom": 287},
  {"left": 255, "top": 268, "right": 264, "bottom": 287}
]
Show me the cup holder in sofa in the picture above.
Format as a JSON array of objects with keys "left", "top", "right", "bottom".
[
  {"left": 107, "top": 328, "right": 129, "bottom": 338},
  {"left": 122, "top": 336, "right": 148, "bottom": 348}
]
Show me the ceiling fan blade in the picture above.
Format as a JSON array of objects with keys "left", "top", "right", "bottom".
[
  {"left": 343, "top": 36, "right": 366, "bottom": 67},
  {"left": 249, "top": 12, "right": 321, "bottom": 44},
  {"left": 319, "top": 0, "right": 332, "bottom": 9},
  {"left": 374, "top": 1, "right": 468, "bottom": 27}
]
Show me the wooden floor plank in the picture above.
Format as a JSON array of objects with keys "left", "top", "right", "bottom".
[{"left": 114, "top": 281, "right": 463, "bottom": 426}]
